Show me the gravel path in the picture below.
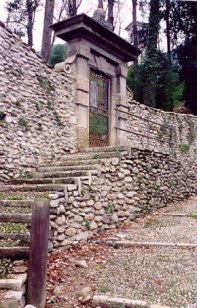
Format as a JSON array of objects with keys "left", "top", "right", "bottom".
[
  {"left": 93, "top": 196, "right": 197, "bottom": 307},
  {"left": 46, "top": 196, "right": 197, "bottom": 308},
  {"left": 93, "top": 247, "right": 197, "bottom": 307},
  {"left": 113, "top": 197, "right": 197, "bottom": 244}
]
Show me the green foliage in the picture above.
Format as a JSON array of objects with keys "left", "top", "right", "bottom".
[
  {"left": 127, "top": 52, "right": 184, "bottom": 111},
  {"left": 84, "top": 219, "right": 91, "bottom": 230},
  {"left": 176, "top": 36, "right": 197, "bottom": 115},
  {"left": 89, "top": 113, "right": 108, "bottom": 136},
  {"left": 47, "top": 100, "right": 54, "bottom": 110},
  {"left": 49, "top": 44, "right": 67, "bottom": 67},
  {"left": 98, "top": 286, "right": 111, "bottom": 294},
  {"left": 6, "top": 0, "right": 40, "bottom": 45},
  {"left": 180, "top": 143, "right": 190, "bottom": 154},
  {"left": 191, "top": 213, "right": 197, "bottom": 219},
  {"left": 187, "top": 119, "right": 195, "bottom": 144},
  {"left": 19, "top": 170, "right": 33, "bottom": 178},
  {"left": 105, "top": 204, "right": 114, "bottom": 214},
  {"left": 37, "top": 123, "right": 43, "bottom": 131},
  {"left": 6, "top": 0, "right": 26, "bottom": 38},
  {"left": 6, "top": 194, "right": 24, "bottom": 200},
  {"left": 37, "top": 76, "right": 54, "bottom": 94},
  {"left": 54, "top": 111, "right": 62, "bottom": 126},
  {"left": 159, "top": 124, "right": 167, "bottom": 139},
  {"left": 18, "top": 117, "right": 29, "bottom": 131},
  {"left": 178, "top": 124, "right": 184, "bottom": 136},
  {"left": 92, "top": 153, "right": 100, "bottom": 160},
  {"left": 0, "top": 112, "right": 6, "bottom": 121}
]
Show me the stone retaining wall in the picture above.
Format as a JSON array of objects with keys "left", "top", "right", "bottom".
[
  {"left": 49, "top": 148, "right": 197, "bottom": 247},
  {"left": 0, "top": 24, "right": 77, "bottom": 181},
  {"left": 127, "top": 100, "right": 197, "bottom": 158}
]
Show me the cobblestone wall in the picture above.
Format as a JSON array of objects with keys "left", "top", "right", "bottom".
[
  {"left": 0, "top": 23, "right": 77, "bottom": 181},
  {"left": 49, "top": 149, "right": 197, "bottom": 248},
  {"left": 126, "top": 100, "right": 197, "bottom": 159}
]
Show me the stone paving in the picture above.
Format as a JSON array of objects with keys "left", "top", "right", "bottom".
[{"left": 91, "top": 196, "right": 197, "bottom": 307}]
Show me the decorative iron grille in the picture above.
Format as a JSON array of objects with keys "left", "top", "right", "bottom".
[{"left": 89, "top": 70, "right": 110, "bottom": 147}]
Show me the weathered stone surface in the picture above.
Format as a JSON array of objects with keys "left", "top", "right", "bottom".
[
  {"left": 77, "top": 286, "right": 93, "bottom": 303},
  {"left": 85, "top": 213, "right": 94, "bottom": 221},
  {"left": 111, "top": 157, "right": 119, "bottom": 165},
  {"left": 75, "top": 231, "right": 89, "bottom": 241},
  {"left": 90, "top": 221, "right": 98, "bottom": 230},
  {"left": 87, "top": 200, "right": 94, "bottom": 206},
  {"left": 102, "top": 215, "right": 111, "bottom": 224},
  {"left": 132, "top": 167, "right": 139, "bottom": 174},
  {"left": 74, "top": 215, "right": 83, "bottom": 223},
  {"left": 57, "top": 234, "right": 66, "bottom": 241},
  {"left": 126, "top": 191, "right": 137, "bottom": 198},
  {"left": 0, "top": 25, "right": 77, "bottom": 181},
  {"left": 94, "top": 202, "right": 102, "bottom": 210},
  {"left": 117, "top": 193, "right": 124, "bottom": 199},
  {"left": 74, "top": 260, "right": 88, "bottom": 268},
  {"left": 66, "top": 227, "right": 77, "bottom": 237},
  {"left": 55, "top": 216, "right": 66, "bottom": 226},
  {"left": 112, "top": 213, "right": 119, "bottom": 223}
]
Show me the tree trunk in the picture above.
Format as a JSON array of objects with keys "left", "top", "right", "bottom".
[
  {"left": 68, "top": 0, "right": 77, "bottom": 16},
  {"left": 41, "top": 0, "right": 55, "bottom": 62},
  {"left": 146, "top": 0, "right": 160, "bottom": 58},
  {"left": 132, "top": 0, "right": 138, "bottom": 48},
  {"left": 143, "top": 0, "right": 160, "bottom": 108},
  {"left": 26, "top": 0, "right": 34, "bottom": 47},
  {"left": 166, "top": 0, "right": 171, "bottom": 60},
  {"left": 107, "top": 0, "right": 115, "bottom": 29}
]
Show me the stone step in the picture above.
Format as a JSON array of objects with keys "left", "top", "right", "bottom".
[
  {"left": 0, "top": 222, "right": 28, "bottom": 235},
  {"left": 0, "top": 213, "right": 31, "bottom": 223},
  {"left": 61, "top": 151, "right": 121, "bottom": 161},
  {"left": 0, "top": 233, "right": 30, "bottom": 242},
  {"left": 34, "top": 170, "right": 89, "bottom": 178},
  {"left": 79, "top": 145, "right": 127, "bottom": 153},
  {"left": 35, "top": 170, "right": 99, "bottom": 179},
  {"left": 0, "top": 247, "right": 29, "bottom": 259},
  {"left": 0, "top": 299, "right": 20, "bottom": 307},
  {"left": 0, "top": 274, "right": 27, "bottom": 291},
  {"left": 38, "top": 164, "right": 101, "bottom": 172},
  {"left": 0, "top": 184, "right": 68, "bottom": 193},
  {"left": 0, "top": 200, "right": 33, "bottom": 207},
  {"left": 80, "top": 175, "right": 97, "bottom": 185},
  {"left": 48, "top": 158, "right": 101, "bottom": 167},
  {"left": 0, "top": 200, "right": 33, "bottom": 214},
  {"left": 10, "top": 177, "right": 75, "bottom": 185},
  {"left": 0, "top": 239, "right": 29, "bottom": 249}
]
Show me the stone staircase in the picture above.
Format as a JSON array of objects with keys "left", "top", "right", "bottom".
[{"left": 0, "top": 146, "right": 126, "bottom": 306}]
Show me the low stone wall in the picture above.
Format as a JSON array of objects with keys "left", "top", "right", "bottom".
[
  {"left": 126, "top": 100, "right": 197, "bottom": 158},
  {"left": 49, "top": 148, "right": 196, "bottom": 247},
  {"left": 0, "top": 24, "right": 77, "bottom": 181}
]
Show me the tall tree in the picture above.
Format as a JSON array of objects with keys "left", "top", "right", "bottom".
[
  {"left": 68, "top": 0, "right": 77, "bottom": 16},
  {"left": 107, "top": 0, "right": 115, "bottom": 28},
  {"left": 6, "top": 0, "right": 40, "bottom": 46},
  {"left": 143, "top": 0, "right": 160, "bottom": 107},
  {"left": 132, "top": 0, "right": 138, "bottom": 49},
  {"left": 41, "top": 0, "right": 55, "bottom": 61},
  {"left": 41, "top": 0, "right": 82, "bottom": 62},
  {"left": 165, "top": 0, "right": 171, "bottom": 59}
]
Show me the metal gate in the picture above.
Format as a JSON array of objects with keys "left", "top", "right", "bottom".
[{"left": 89, "top": 70, "right": 110, "bottom": 147}]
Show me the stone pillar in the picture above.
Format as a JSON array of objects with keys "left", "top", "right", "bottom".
[
  {"left": 67, "top": 40, "right": 91, "bottom": 148},
  {"left": 115, "top": 63, "right": 128, "bottom": 145}
]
